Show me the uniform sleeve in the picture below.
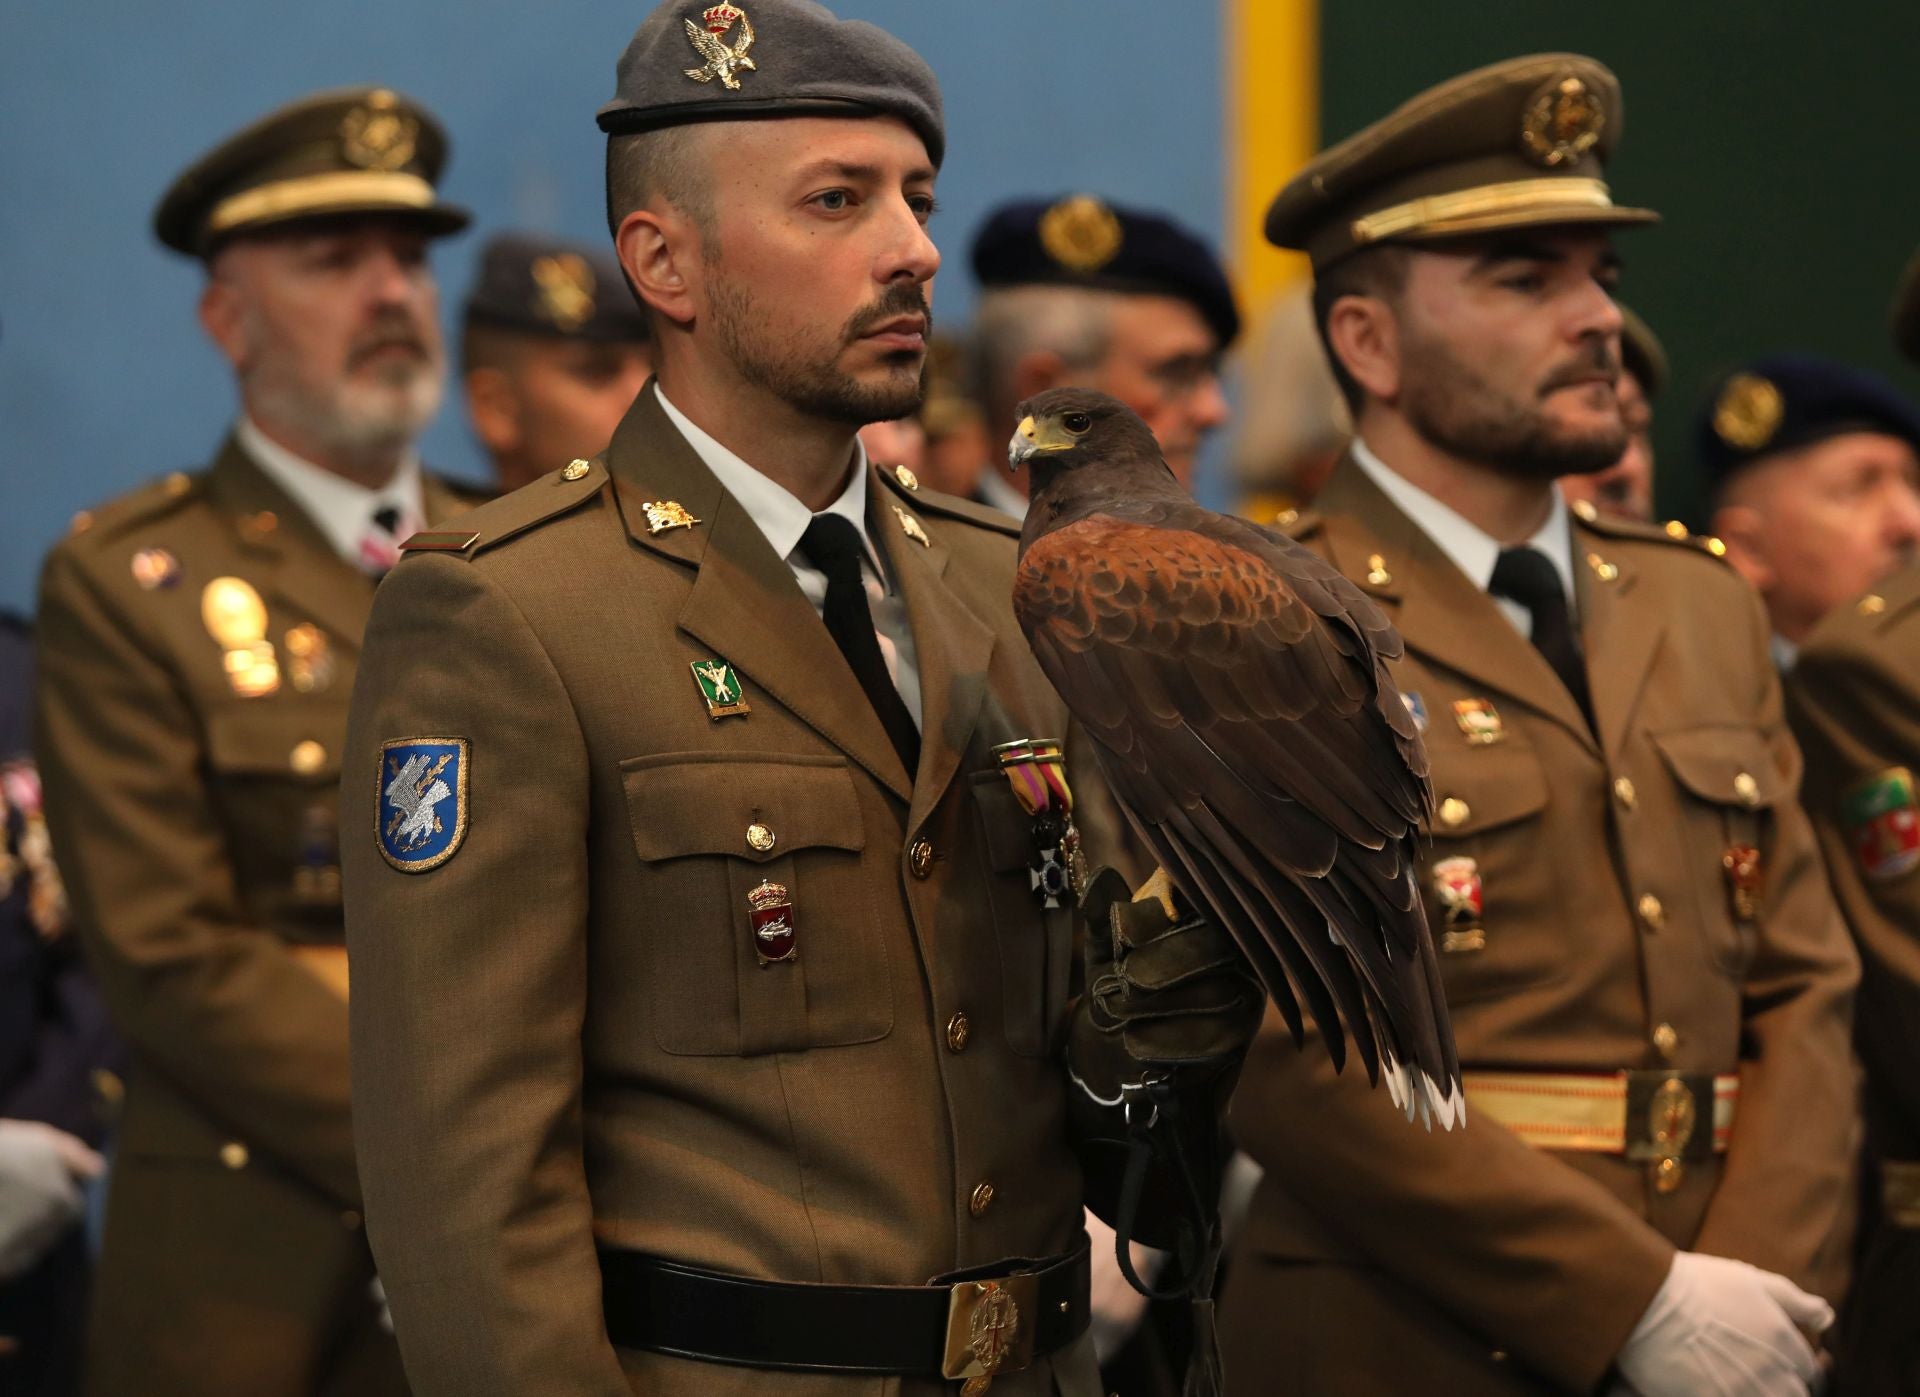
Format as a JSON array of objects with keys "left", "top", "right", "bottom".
[
  {"left": 342, "top": 555, "right": 628, "bottom": 1397},
  {"left": 32, "top": 544, "right": 359, "bottom": 1202},
  {"left": 1787, "top": 624, "right": 1920, "bottom": 1132},
  {"left": 1690, "top": 591, "right": 1860, "bottom": 1302},
  {"left": 1229, "top": 1017, "right": 1675, "bottom": 1391}
]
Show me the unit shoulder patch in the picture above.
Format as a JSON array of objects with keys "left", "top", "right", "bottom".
[{"left": 377, "top": 738, "right": 469, "bottom": 872}]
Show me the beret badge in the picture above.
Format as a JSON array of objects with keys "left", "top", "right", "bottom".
[
  {"left": 1520, "top": 73, "right": 1605, "bottom": 168},
  {"left": 532, "top": 254, "right": 597, "bottom": 332},
  {"left": 1713, "top": 373, "right": 1785, "bottom": 451},
  {"left": 1039, "top": 195, "right": 1124, "bottom": 274},
  {"left": 684, "top": 3, "right": 758, "bottom": 91},
  {"left": 339, "top": 89, "right": 419, "bottom": 172}
]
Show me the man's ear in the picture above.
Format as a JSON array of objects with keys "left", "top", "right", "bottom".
[
  {"left": 463, "top": 367, "right": 522, "bottom": 456},
  {"left": 1708, "top": 501, "right": 1776, "bottom": 593},
  {"left": 1325, "top": 293, "right": 1401, "bottom": 403},
  {"left": 198, "top": 270, "right": 249, "bottom": 373},
  {"left": 617, "top": 208, "right": 698, "bottom": 329},
  {"left": 1010, "top": 350, "right": 1070, "bottom": 408}
]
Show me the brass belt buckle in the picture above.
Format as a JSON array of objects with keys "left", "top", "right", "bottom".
[
  {"left": 1625, "top": 1070, "right": 1714, "bottom": 1164},
  {"left": 942, "top": 1270, "right": 1040, "bottom": 1394}
]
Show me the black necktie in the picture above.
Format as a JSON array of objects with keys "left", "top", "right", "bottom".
[
  {"left": 797, "top": 514, "right": 921, "bottom": 778},
  {"left": 371, "top": 505, "right": 403, "bottom": 536},
  {"left": 1489, "top": 546, "right": 1593, "bottom": 726}
]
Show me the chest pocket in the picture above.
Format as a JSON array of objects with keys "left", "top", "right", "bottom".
[
  {"left": 970, "top": 772, "right": 1075, "bottom": 1058},
  {"left": 1652, "top": 726, "right": 1786, "bottom": 977},
  {"left": 1420, "top": 735, "right": 1556, "bottom": 1005},
  {"left": 202, "top": 704, "right": 344, "bottom": 934},
  {"left": 621, "top": 751, "right": 889, "bottom": 1056}
]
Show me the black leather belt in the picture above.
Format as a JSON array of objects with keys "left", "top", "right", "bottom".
[{"left": 598, "top": 1234, "right": 1090, "bottom": 1384}]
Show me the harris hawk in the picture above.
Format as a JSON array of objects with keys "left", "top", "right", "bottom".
[{"left": 1010, "top": 388, "right": 1461, "bottom": 1127}]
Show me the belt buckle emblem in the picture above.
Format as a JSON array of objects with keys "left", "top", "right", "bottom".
[{"left": 944, "top": 1272, "right": 1038, "bottom": 1393}]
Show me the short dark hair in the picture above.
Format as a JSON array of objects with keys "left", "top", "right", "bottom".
[
  {"left": 604, "top": 126, "right": 715, "bottom": 241},
  {"left": 1311, "top": 244, "right": 1409, "bottom": 414}
]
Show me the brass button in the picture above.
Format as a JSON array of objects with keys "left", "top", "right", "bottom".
[
  {"left": 1490, "top": 1350, "right": 1510, "bottom": 1364},
  {"left": 341, "top": 1209, "right": 363, "bottom": 1231},
  {"left": 1859, "top": 594, "right": 1888, "bottom": 617},
  {"left": 1654, "top": 1157, "right": 1685, "bottom": 1194},
  {"left": 1613, "top": 777, "right": 1637, "bottom": 810},
  {"left": 219, "top": 1141, "right": 249, "bottom": 1171},
  {"left": 70, "top": 510, "right": 94, "bottom": 535},
  {"left": 1365, "top": 554, "right": 1392, "bottom": 587},
  {"left": 746, "top": 822, "right": 776, "bottom": 853},
  {"left": 969, "top": 1181, "right": 995, "bottom": 1217},
  {"left": 1438, "top": 797, "right": 1470, "bottom": 828},
  {"left": 909, "top": 838, "right": 935, "bottom": 880},
  {"left": 1704, "top": 537, "right": 1727, "bottom": 558},
  {"left": 946, "top": 1012, "right": 971, "bottom": 1053},
  {"left": 1637, "top": 894, "right": 1665, "bottom": 930},
  {"left": 1586, "top": 552, "right": 1619, "bottom": 583},
  {"left": 290, "top": 739, "right": 327, "bottom": 775},
  {"left": 1274, "top": 507, "right": 1300, "bottom": 528},
  {"left": 1570, "top": 499, "right": 1598, "bottom": 523},
  {"left": 1664, "top": 519, "right": 1689, "bottom": 540},
  {"left": 1652, "top": 1023, "right": 1679, "bottom": 1061},
  {"left": 165, "top": 471, "right": 191, "bottom": 496},
  {"left": 561, "top": 458, "right": 590, "bottom": 482},
  {"left": 1733, "top": 772, "right": 1759, "bottom": 808},
  {"left": 894, "top": 464, "right": 920, "bottom": 491}
]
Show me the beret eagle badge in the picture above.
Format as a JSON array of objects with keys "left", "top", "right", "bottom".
[{"left": 684, "top": 4, "right": 758, "bottom": 91}]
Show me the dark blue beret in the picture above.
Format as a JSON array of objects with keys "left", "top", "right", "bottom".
[
  {"left": 462, "top": 232, "right": 648, "bottom": 343},
  {"left": 969, "top": 195, "right": 1240, "bottom": 349},
  {"left": 598, "top": 0, "right": 944, "bottom": 168},
  {"left": 1696, "top": 353, "right": 1920, "bottom": 492}
]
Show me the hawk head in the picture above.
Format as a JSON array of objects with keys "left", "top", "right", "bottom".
[{"left": 1008, "top": 387, "right": 1173, "bottom": 506}]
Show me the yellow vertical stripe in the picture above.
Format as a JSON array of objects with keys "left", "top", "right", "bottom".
[{"left": 1225, "top": 0, "right": 1318, "bottom": 325}]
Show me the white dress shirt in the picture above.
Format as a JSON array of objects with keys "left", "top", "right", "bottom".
[
  {"left": 1350, "top": 437, "right": 1578, "bottom": 638},
  {"left": 236, "top": 416, "right": 425, "bottom": 568},
  {"left": 654, "top": 385, "right": 923, "bottom": 730}
]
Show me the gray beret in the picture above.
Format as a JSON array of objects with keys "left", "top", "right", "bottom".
[
  {"left": 597, "top": 0, "right": 944, "bottom": 167},
  {"left": 462, "top": 232, "right": 649, "bottom": 344}
]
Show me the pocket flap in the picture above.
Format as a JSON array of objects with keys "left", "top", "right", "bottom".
[
  {"left": 203, "top": 705, "right": 339, "bottom": 780},
  {"left": 1652, "top": 727, "right": 1785, "bottom": 807},
  {"left": 621, "top": 751, "right": 865, "bottom": 863},
  {"left": 1427, "top": 746, "right": 1550, "bottom": 836}
]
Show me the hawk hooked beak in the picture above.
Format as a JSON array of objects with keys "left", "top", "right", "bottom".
[{"left": 1008, "top": 414, "right": 1078, "bottom": 470}]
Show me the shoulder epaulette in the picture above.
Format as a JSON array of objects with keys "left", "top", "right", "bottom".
[
  {"left": 874, "top": 464, "right": 1020, "bottom": 538},
  {"left": 66, "top": 470, "right": 203, "bottom": 543},
  {"left": 1572, "top": 503, "right": 1730, "bottom": 561},
  {"left": 401, "top": 458, "right": 606, "bottom": 561}
]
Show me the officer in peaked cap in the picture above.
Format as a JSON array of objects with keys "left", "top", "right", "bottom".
[
  {"left": 1222, "top": 54, "right": 1859, "bottom": 1397},
  {"left": 968, "top": 195, "right": 1237, "bottom": 508},
  {"left": 35, "top": 85, "right": 486, "bottom": 1397},
  {"left": 1699, "top": 354, "right": 1920, "bottom": 664},
  {"left": 461, "top": 232, "right": 653, "bottom": 491},
  {"left": 344, "top": 3, "right": 1253, "bottom": 1395}
]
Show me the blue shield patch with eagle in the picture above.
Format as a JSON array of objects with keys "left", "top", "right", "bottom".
[{"left": 377, "top": 738, "right": 469, "bottom": 872}]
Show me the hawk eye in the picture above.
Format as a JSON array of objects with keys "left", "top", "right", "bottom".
[{"left": 1062, "top": 412, "right": 1092, "bottom": 435}]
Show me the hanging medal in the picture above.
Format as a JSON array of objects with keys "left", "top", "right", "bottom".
[{"left": 991, "top": 738, "right": 1082, "bottom": 908}]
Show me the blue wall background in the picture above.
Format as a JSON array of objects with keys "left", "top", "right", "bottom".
[{"left": 0, "top": 0, "right": 1225, "bottom": 615}]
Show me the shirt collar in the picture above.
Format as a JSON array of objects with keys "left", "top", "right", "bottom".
[
  {"left": 653, "top": 383, "right": 882, "bottom": 577},
  {"left": 1350, "top": 436, "right": 1577, "bottom": 608},
  {"left": 235, "top": 415, "right": 423, "bottom": 563}
]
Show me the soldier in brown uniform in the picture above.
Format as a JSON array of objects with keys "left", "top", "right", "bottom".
[
  {"left": 1785, "top": 271, "right": 1920, "bottom": 1395},
  {"left": 1217, "top": 56, "right": 1861, "bottom": 1396},
  {"left": 33, "top": 88, "right": 483, "bottom": 1397},
  {"left": 341, "top": 4, "right": 1255, "bottom": 1395}
]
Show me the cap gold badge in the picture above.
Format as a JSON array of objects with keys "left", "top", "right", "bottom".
[
  {"left": 339, "top": 90, "right": 418, "bottom": 172},
  {"left": 1520, "top": 73, "right": 1606, "bottom": 168},
  {"left": 643, "top": 500, "right": 701, "bottom": 535},
  {"left": 532, "top": 254, "right": 596, "bottom": 332},
  {"left": 1713, "top": 373, "right": 1784, "bottom": 450},
  {"left": 683, "top": 3, "right": 758, "bottom": 91},
  {"left": 1039, "top": 195, "right": 1124, "bottom": 274}
]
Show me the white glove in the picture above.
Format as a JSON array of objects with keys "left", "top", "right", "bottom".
[
  {"left": 0, "top": 1118, "right": 104, "bottom": 1281},
  {"left": 1615, "top": 1251, "right": 1832, "bottom": 1397},
  {"left": 1084, "top": 1207, "right": 1165, "bottom": 1362}
]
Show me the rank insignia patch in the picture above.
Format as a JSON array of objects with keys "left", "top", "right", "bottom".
[
  {"left": 691, "top": 659, "right": 750, "bottom": 720},
  {"left": 1452, "top": 697, "right": 1505, "bottom": 746},
  {"left": 1841, "top": 767, "right": 1920, "bottom": 882},
  {"left": 377, "top": 739, "right": 468, "bottom": 872}
]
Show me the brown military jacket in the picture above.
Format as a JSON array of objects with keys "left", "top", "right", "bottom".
[
  {"left": 33, "top": 438, "right": 483, "bottom": 1397},
  {"left": 1785, "top": 561, "right": 1920, "bottom": 1395},
  {"left": 1218, "top": 460, "right": 1860, "bottom": 1396},
  {"left": 341, "top": 389, "right": 1141, "bottom": 1397}
]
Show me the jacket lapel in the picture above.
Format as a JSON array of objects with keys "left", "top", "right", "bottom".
[
  {"left": 1573, "top": 521, "right": 1665, "bottom": 761},
  {"left": 1316, "top": 459, "right": 1598, "bottom": 755},
  {"left": 871, "top": 477, "right": 997, "bottom": 829},
  {"left": 206, "top": 437, "right": 376, "bottom": 652},
  {"left": 605, "top": 389, "right": 913, "bottom": 803}
]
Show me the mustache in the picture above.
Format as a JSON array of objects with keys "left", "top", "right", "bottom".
[
  {"left": 1538, "top": 338, "right": 1619, "bottom": 396},
  {"left": 843, "top": 284, "right": 932, "bottom": 343},
  {"left": 348, "top": 315, "right": 430, "bottom": 368}
]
